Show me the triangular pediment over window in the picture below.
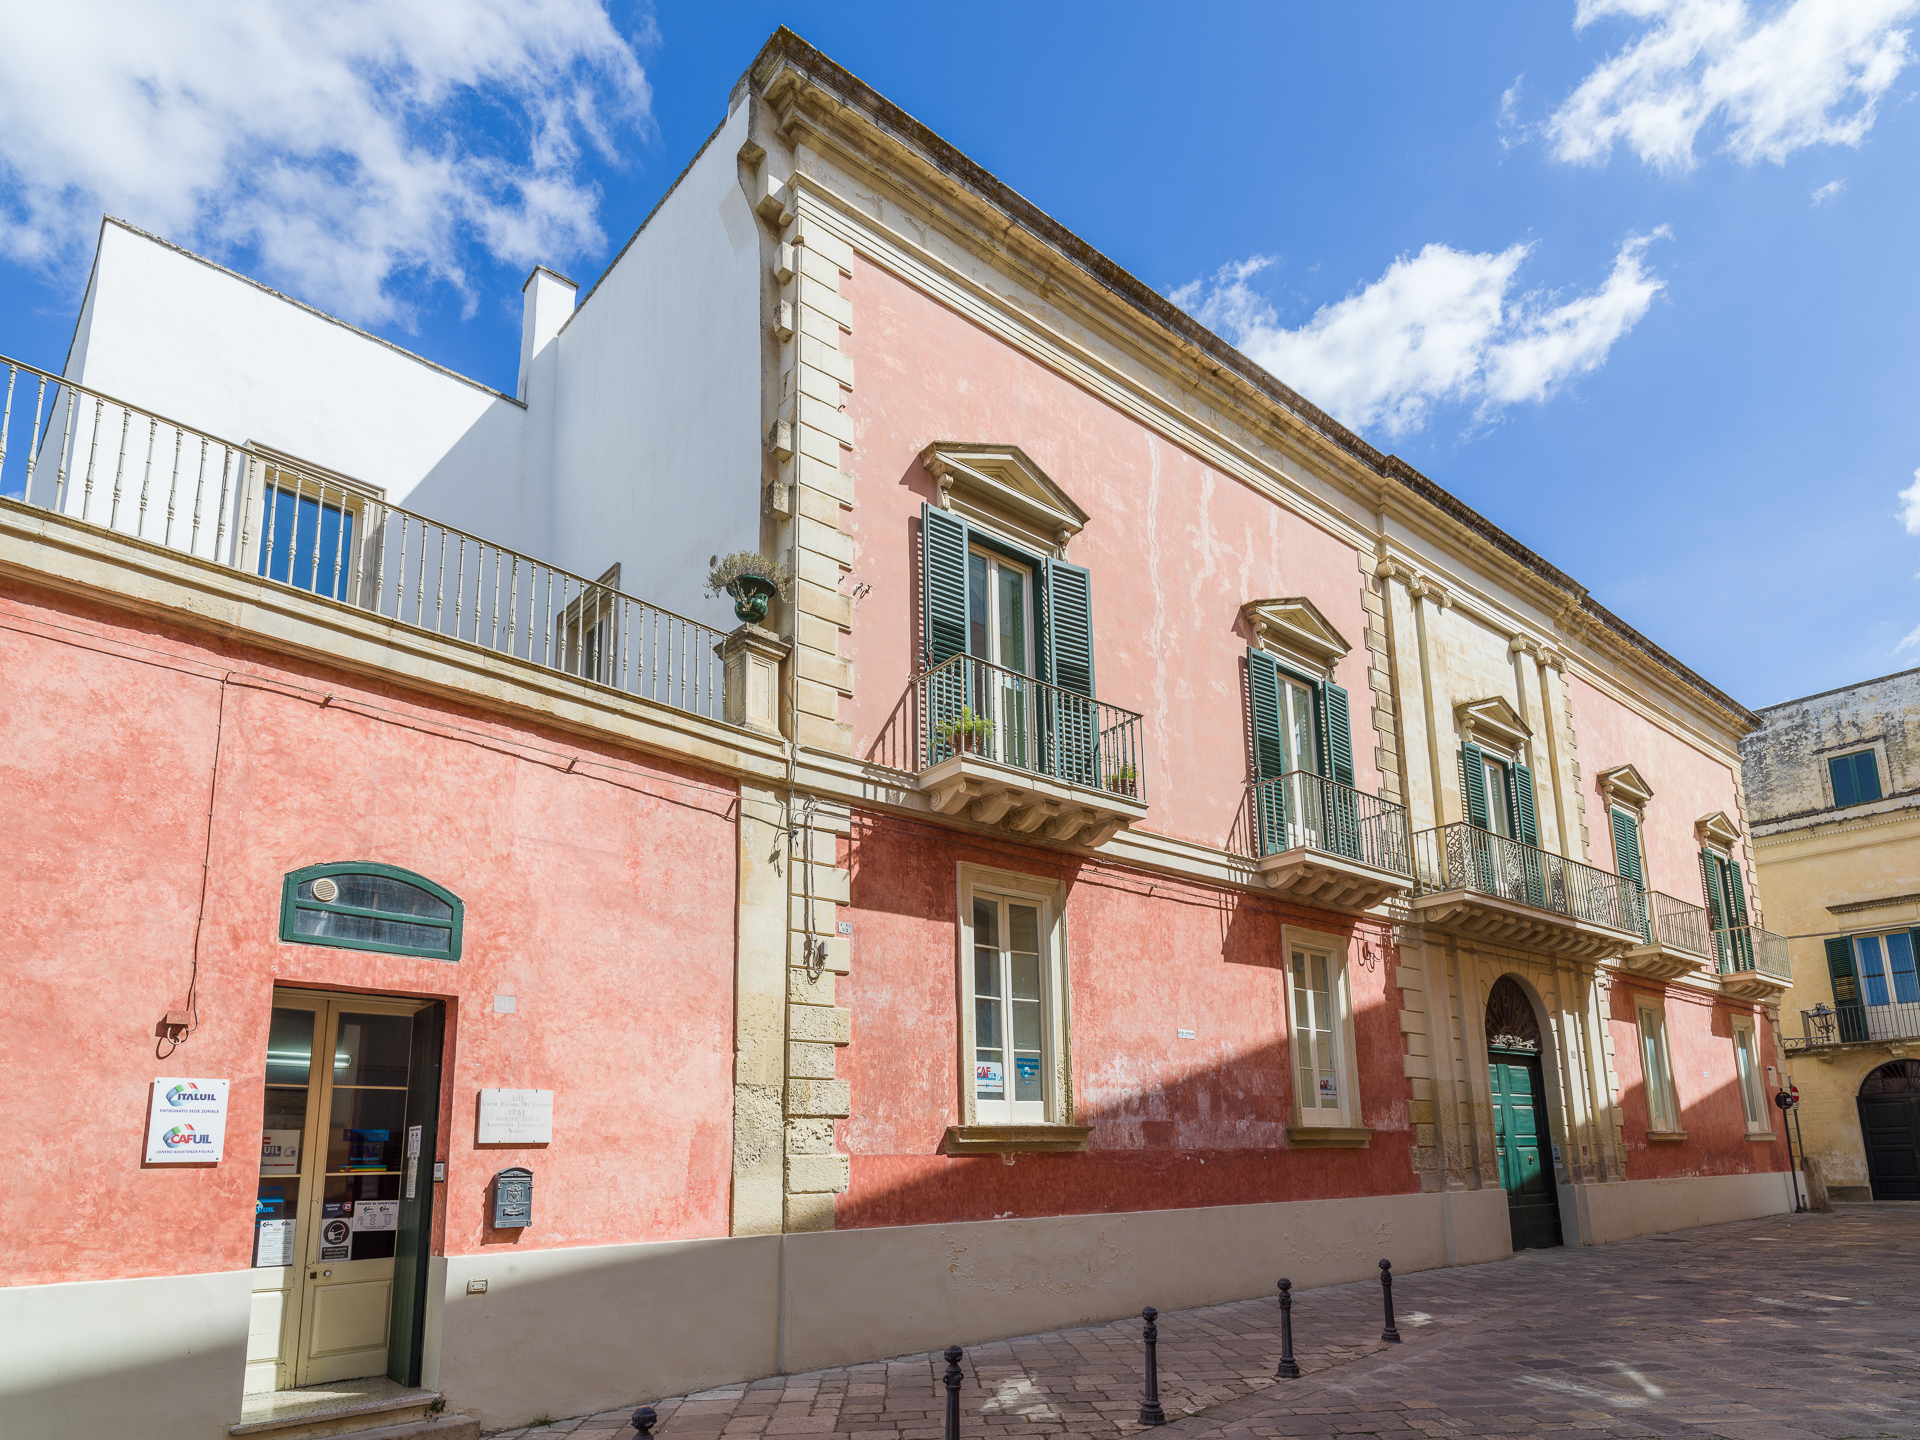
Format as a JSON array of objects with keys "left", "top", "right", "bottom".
[
  {"left": 922, "top": 441, "right": 1088, "bottom": 555},
  {"left": 1696, "top": 811, "right": 1741, "bottom": 848},
  {"left": 1455, "top": 696, "right": 1531, "bottom": 751},
  {"left": 1240, "top": 597, "right": 1351, "bottom": 678},
  {"left": 1596, "top": 764, "right": 1655, "bottom": 808}
]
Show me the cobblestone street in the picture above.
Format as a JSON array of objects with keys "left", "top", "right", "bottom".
[{"left": 487, "top": 1206, "right": 1919, "bottom": 1440}]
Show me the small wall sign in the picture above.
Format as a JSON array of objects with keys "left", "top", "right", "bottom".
[
  {"left": 477, "top": 1088, "right": 554, "bottom": 1144},
  {"left": 145, "top": 1077, "right": 230, "bottom": 1163}
]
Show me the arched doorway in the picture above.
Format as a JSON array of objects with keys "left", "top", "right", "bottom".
[
  {"left": 1858, "top": 1059, "right": 1920, "bottom": 1200},
  {"left": 1486, "top": 976, "right": 1562, "bottom": 1249}
]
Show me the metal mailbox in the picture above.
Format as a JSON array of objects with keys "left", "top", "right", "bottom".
[{"left": 492, "top": 1166, "right": 533, "bottom": 1229}]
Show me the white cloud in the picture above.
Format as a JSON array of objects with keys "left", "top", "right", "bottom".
[
  {"left": 1173, "top": 231, "right": 1668, "bottom": 439},
  {"left": 1548, "top": 0, "right": 1917, "bottom": 172},
  {"left": 1899, "top": 469, "right": 1920, "bottom": 534},
  {"left": 1811, "top": 179, "right": 1848, "bottom": 203},
  {"left": 0, "top": 1, "right": 650, "bottom": 324}
]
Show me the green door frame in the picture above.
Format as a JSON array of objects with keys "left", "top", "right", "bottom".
[{"left": 387, "top": 1001, "right": 445, "bottom": 1386}]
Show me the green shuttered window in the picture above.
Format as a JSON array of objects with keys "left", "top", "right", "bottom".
[
  {"left": 1459, "top": 743, "right": 1538, "bottom": 848},
  {"left": 1828, "top": 750, "right": 1882, "bottom": 809}
]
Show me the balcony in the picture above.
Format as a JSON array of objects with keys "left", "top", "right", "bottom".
[
  {"left": 912, "top": 653, "right": 1148, "bottom": 849},
  {"left": 1245, "top": 771, "right": 1412, "bottom": 912},
  {"left": 1410, "top": 823, "right": 1642, "bottom": 961},
  {"left": 1620, "top": 890, "right": 1714, "bottom": 981},
  {"left": 1, "top": 355, "right": 726, "bottom": 718},
  {"left": 1785, "top": 1000, "right": 1920, "bottom": 1055},
  {"left": 1711, "top": 923, "right": 1793, "bottom": 1001}
]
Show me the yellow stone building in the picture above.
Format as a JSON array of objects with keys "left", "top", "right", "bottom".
[{"left": 1742, "top": 667, "right": 1920, "bottom": 1201}]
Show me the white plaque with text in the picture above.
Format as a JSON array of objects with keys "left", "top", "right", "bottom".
[
  {"left": 477, "top": 1088, "right": 553, "bottom": 1144},
  {"left": 145, "top": 1078, "right": 230, "bottom": 1163}
]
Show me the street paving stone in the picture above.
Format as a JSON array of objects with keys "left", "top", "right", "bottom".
[{"left": 486, "top": 1204, "right": 1919, "bottom": 1440}]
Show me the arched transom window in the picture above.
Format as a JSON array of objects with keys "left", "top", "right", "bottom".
[{"left": 279, "top": 863, "right": 462, "bottom": 961}]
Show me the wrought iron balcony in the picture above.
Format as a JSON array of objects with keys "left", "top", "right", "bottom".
[
  {"left": 1620, "top": 890, "right": 1714, "bottom": 981},
  {"left": 1245, "top": 771, "right": 1412, "bottom": 911},
  {"left": 1784, "top": 1000, "right": 1920, "bottom": 1054},
  {"left": 0, "top": 354, "right": 725, "bottom": 718},
  {"left": 1711, "top": 923, "right": 1793, "bottom": 1000},
  {"left": 912, "top": 652, "right": 1147, "bottom": 849},
  {"left": 910, "top": 660, "right": 1144, "bottom": 852},
  {"left": 1410, "top": 822, "right": 1642, "bottom": 960}
]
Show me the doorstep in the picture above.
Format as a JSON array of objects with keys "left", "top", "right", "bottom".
[{"left": 232, "top": 1377, "right": 473, "bottom": 1440}]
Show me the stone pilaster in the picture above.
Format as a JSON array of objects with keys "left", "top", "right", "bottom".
[{"left": 784, "top": 797, "right": 852, "bottom": 1230}]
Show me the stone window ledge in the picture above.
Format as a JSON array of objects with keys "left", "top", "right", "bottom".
[
  {"left": 1286, "top": 1125, "right": 1373, "bottom": 1149},
  {"left": 943, "top": 1124, "right": 1092, "bottom": 1154},
  {"left": 1646, "top": 1129, "right": 1690, "bottom": 1143},
  {"left": 1746, "top": 1130, "right": 1780, "bottom": 1142}
]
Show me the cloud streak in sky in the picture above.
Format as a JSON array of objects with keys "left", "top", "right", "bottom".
[
  {"left": 1547, "top": 0, "right": 1917, "bottom": 172},
  {"left": 1172, "top": 232, "right": 1668, "bottom": 439},
  {"left": 0, "top": 0, "right": 650, "bottom": 325}
]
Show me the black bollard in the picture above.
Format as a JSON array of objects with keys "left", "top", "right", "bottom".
[
  {"left": 1378, "top": 1259, "right": 1401, "bottom": 1343},
  {"left": 943, "top": 1345, "right": 964, "bottom": 1440},
  {"left": 632, "top": 1406, "right": 658, "bottom": 1439},
  {"left": 1138, "top": 1306, "right": 1167, "bottom": 1425},
  {"left": 1274, "top": 1278, "right": 1300, "bottom": 1378}
]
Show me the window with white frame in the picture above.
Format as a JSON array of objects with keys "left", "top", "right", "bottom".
[
  {"left": 958, "top": 867, "right": 1069, "bottom": 1127},
  {"left": 1731, "top": 1018, "right": 1767, "bottom": 1130},
  {"left": 1637, "top": 1002, "right": 1679, "bottom": 1132},
  {"left": 1287, "top": 929, "right": 1355, "bottom": 1127}
]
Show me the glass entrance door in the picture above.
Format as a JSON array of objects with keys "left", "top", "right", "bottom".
[
  {"left": 968, "top": 548, "right": 1034, "bottom": 768},
  {"left": 248, "top": 992, "right": 427, "bottom": 1392}
]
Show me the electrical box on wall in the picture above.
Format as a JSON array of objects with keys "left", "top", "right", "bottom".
[{"left": 492, "top": 1167, "right": 533, "bottom": 1229}]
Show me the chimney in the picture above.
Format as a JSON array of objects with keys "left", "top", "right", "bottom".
[{"left": 518, "top": 266, "right": 578, "bottom": 402}]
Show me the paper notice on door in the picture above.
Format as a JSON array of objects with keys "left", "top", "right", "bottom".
[
  {"left": 254, "top": 1217, "right": 294, "bottom": 1267},
  {"left": 260, "top": 1130, "right": 300, "bottom": 1175},
  {"left": 405, "top": 1124, "right": 422, "bottom": 1200},
  {"left": 975, "top": 1061, "right": 1004, "bottom": 1097},
  {"left": 350, "top": 1200, "right": 399, "bottom": 1232}
]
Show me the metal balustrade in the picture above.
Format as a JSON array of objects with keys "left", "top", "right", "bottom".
[
  {"left": 1247, "top": 770, "right": 1412, "bottom": 876},
  {"left": 1711, "top": 923, "right": 1792, "bottom": 984},
  {"left": 1786, "top": 1000, "right": 1920, "bottom": 1053},
  {"left": 1648, "top": 890, "right": 1713, "bottom": 956},
  {"left": 913, "top": 652, "right": 1145, "bottom": 800},
  {"left": 1412, "top": 822, "right": 1641, "bottom": 934},
  {"left": 0, "top": 354, "right": 725, "bottom": 719}
]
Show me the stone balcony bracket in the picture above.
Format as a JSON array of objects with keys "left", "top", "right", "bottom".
[
  {"left": 1618, "top": 942, "right": 1710, "bottom": 983},
  {"left": 1409, "top": 891, "right": 1638, "bottom": 963},
  {"left": 918, "top": 753, "right": 1149, "bottom": 850},
  {"left": 1257, "top": 848, "right": 1409, "bottom": 914}
]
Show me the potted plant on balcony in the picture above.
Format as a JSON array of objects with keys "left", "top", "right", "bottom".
[
  {"left": 936, "top": 708, "right": 995, "bottom": 756},
  {"left": 706, "top": 551, "right": 794, "bottom": 624},
  {"left": 1106, "top": 763, "right": 1138, "bottom": 797}
]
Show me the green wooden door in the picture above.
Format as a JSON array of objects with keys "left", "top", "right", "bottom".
[{"left": 1490, "top": 1052, "right": 1562, "bottom": 1250}]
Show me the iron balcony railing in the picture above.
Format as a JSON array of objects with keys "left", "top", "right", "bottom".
[
  {"left": 1248, "top": 770, "right": 1412, "bottom": 877},
  {"left": 0, "top": 354, "right": 725, "bottom": 718},
  {"left": 1785, "top": 1000, "right": 1920, "bottom": 1053},
  {"left": 1412, "top": 822, "right": 1641, "bottom": 934},
  {"left": 1647, "top": 890, "right": 1713, "bottom": 956},
  {"left": 913, "top": 652, "right": 1145, "bottom": 802},
  {"left": 1711, "top": 923, "right": 1792, "bottom": 984}
]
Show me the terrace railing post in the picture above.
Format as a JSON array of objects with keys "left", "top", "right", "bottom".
[
  {"left": 1275, "top": 1278, "right": 1299, "bottom": 1378},
  {"left": 1378, "top": 1259, "right": 1401, "bottom": 1343},
  {"left": 942, "top": 1345, "right": 963, "bottom": 1440},
  {"left": 1138, "top": 1306, "right": 1166, "bottom": 1425},
  {"left": 631, "top": 1405, "right": 657, "bottom": 1439}
]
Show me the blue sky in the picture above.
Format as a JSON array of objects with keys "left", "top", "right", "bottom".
[{"left": 2, "top": 1, "right": 1916, "bottom": 709}]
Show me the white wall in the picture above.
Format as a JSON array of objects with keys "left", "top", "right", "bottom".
[
  {"left": 532, "top": 103, "right": 765, "bottom": 633},
  {"left": 67, "top": 222, "right": 536, "bottom": 554}
]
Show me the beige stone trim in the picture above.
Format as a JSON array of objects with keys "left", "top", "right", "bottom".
[
  {"left": 1285, "top": 1126, "right": 1373, "bottom": 1149},
  {"left": 942, "top": 1125, "right": 1092, "bottom": 1154}
]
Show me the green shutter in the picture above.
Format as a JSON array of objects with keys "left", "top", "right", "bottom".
[
  {"left": 921, "top": 503, "right": 968, "bottom": 669},
  {"left": 1248, "top": 649, "right": 1287, "bottom": 854},
  {"left": 1042, "top": 558, "right": 1094, "bottom": 696},
  {"left": 1611, "top": 810, "right": 1647, "bottom": 942},
  {"left": 1322, "top": 682, "right": 1355, "bottom": 786},
  {"left": 1511, "top": 763, "right": 1540, "bottom": 848},
  {"left": 1725, "top": 862, "right": 1749, "bottom": 924},
  {"left": 1700, "top": 850, "right": 1727, "bottom": 929},
  {"left": 1460, "top": 742, "right": 1489, "bottom": 829},
  {"left": 1827, "top": 935, "right": 1865, "bottom": 1038},
  {"left": 1042, "top": 557, "right": 1096, "bottom": 786},
  {"left": 1319, "top": 680, "right": 1359, "bottom": 859}
]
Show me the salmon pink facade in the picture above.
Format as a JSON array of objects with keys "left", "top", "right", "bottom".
[{"left": 0, "top": 30, "right": 1793, "bottom": 1440}]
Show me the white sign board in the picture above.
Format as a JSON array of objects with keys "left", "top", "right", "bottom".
[
  {"left": 260, "top": 1130, "right": 300, "bottom": 1175},
  {"left": 351, "top": 1199, "right": 399, "bottom": 1232},
  {"left": 145, "top": 1078, "right": 230, "bottom": 1163},
  {"left": 477, "top": 1088, "right": 553, "bottom": 1144}
]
